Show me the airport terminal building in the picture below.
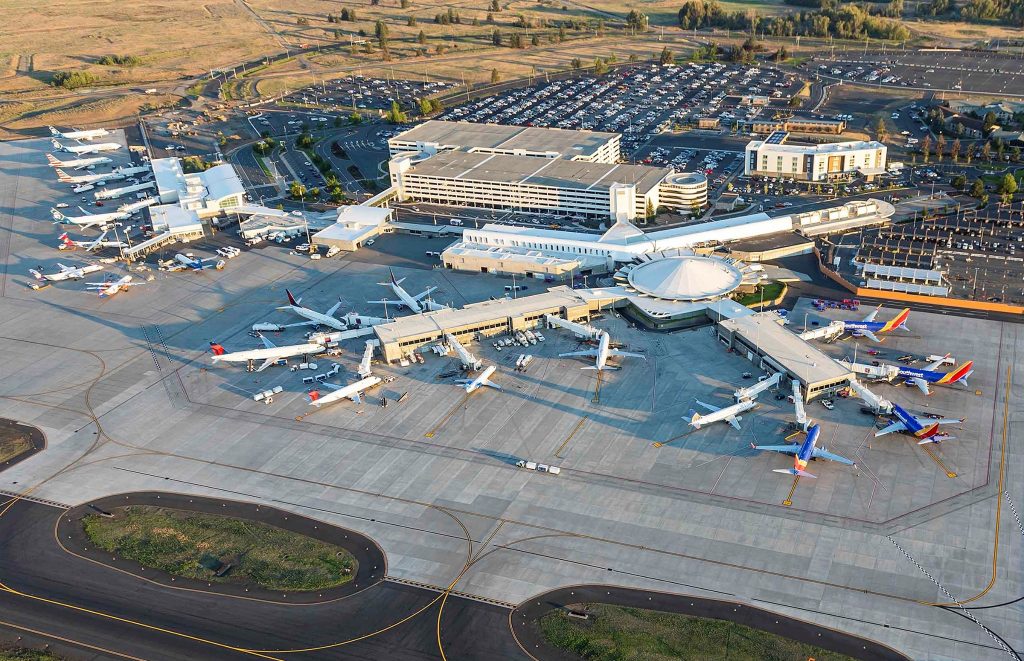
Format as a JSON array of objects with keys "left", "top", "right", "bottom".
[{"left": 744, "top": 132, "right": 887, "bottom": 181}]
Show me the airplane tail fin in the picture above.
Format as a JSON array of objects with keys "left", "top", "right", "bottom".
[
  {"left": 918, "top": 434, "right": 954, "bottom": 445},
  {"left": 286, "top": 289, "right": 300, "bottom": 306},
  {"left": 308, "top": 390, "right": 321, "bottom": 405},
  {"left": 209, "top": 342, "right": 226, "bottom": 356},
  {"left": 55, "top": 168, "right": 72, "bottom": 182},
  {"left": 48, "top": 126, "right": 59, "bottom": 136},
  {"left": 773, "top": 468, "right": 817, "bottom": 478},
  {"left": 46, "top": 154, "right": 62, "bottom": 166},
  {"left": 29, "top": 269, "right": 44, "bottom": 281},
  {"left": 686, "top": 410, "right": 701, "bottom": 428},
  {"left": 51, "top": 139, "right": 63, "bottom": 150}
]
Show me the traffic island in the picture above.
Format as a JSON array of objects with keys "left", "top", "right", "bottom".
[
  {"left": 0, "top": 419, "right": 45, "bottom": 473},
  {"left": 59, "top": 492, "right": 385, "bottom": 604}
]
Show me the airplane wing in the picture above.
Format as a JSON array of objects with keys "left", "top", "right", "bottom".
[
  {"left": 751, "top": 443, "right": 798, "bottom": 455},
  {"left": 924, "top": 355, "right": 951, "bottom": 371},
  {"left": 862, "top": 306, "right": 881, "bottom": 323},
  {"left": 695, "top": 400, "right": 721, "bottom": 413},
  {"left": 910, "top": 377, "right": 932, "bottom": 396},
  {"left": 860, "top": 330, "right": 881, "bottom": 343},
  {"left": 875, "top": 421, "right": 907, "bottom": 437},
  {"left": 413, "top": 286, "right": 437, "bottom": 302},
  {"left": 325, "top": 301, "right": 343, "bottom": 317},
  {"left": 608, "top": 349, "right": 647, "bottom": 359},
  {"left": 483, "top": 378, "right": 502, "bottom": 391},
  {"left": 812, "top": 447, "right": 856, "bottom": 465},
  {"left": 258, "top": 334, "right": 277, "bottom": 350},
  {"left": 559, "top": 350, "right": 598, "bottom": 358},
  {"left": 726, "top": 415, "right": 741, "bottom": 431},
  {"left": 255, "top": 357, "right": 277, "bottom": 372},
  {"left": 366, "top": 299, "right": 391, "bottom": 305},
  {"left": 349, "top": 392, "right": 363, "bottom": 404},
  {"left": 933, "top": 417, "right": 964, "bottom": 425}
]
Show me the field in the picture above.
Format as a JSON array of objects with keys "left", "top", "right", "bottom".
[
  {"left": 0, "top": 427, "right": 32, "bottom": 464},
  {"left": 0, "top": 650, "right": 62, "bottom": 661},
  {"left": 540, "top": 603, "right": 859, "bottom": 661},
  {"left": 82, "top": 506, "right": 358, "bottom": 592},
  {"left": 734, "top": 281, "right": 786, "bottom": 307}
]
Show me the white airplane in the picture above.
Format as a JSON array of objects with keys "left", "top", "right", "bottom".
[
  {"left": 86, "top": 274, "right": 142, "bottom": 297},
  {"left": 51, "top": 138, "right": 121, "bottom": 155},
  {"left": 55, "top": 168, "right": 124, "bottom": 185},
  {"left": 277, "top": 290, "right": 346, "bottom": 330},
  {"left": 30, "top": 262, "right": 104, "bottom": 282},
  {"left": 58, "top": 231, "right": 126, "bottom": 252},
  {"left": 307, "top": 375, "right": 383, "bottom": 408},
  {"left": 368, "top": 268, "right": 448, "bottom": 313},
  {"left": 94, "top": 181, "right": 155, "bottom": 200},
  {"left": 686, "top": 399, "right": 758, "bottom": 431},
  {"left": 46, "top": 153, "right": 112, "bottom": 170},
  {"left": 454, "top": 365, "right": 502, "bottom": 394},
  {"left": 209, "top": 335, "right": 324, "bottom": 372},
  {"left": 51, "top": 207, "right": 127, "bottom": 230},
  {"left": 112, "top": 164, "right": 151, "bottom": 178},
  {"left": 558, "top": 330, "right": 645, "bottom": 371},
  {"left": 49, "top": 126, "right": 111, "bottom": 141},
  {"left": 169, "top": 253, "right": 219, "bottom": 272},
  {"left": 116, "top": 197, "right": 157, "bottom": 216}
]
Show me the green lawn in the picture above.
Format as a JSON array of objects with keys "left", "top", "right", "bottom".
[
  {"left": 0, "top": 427, "right": 32, "bottom": 463},
  {"left": 540, "top": 603, "right": 858, "bottom": 661},
  {"left": 0, "top": 649, "right": 63, "bottom": 661},
  {"left": 735, "top": 281, "right": 786, "bottom": 307},
  {"left": 83, "top": 506, "right": 357, "bottom": 592}
]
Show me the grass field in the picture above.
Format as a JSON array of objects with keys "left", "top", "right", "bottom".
[
  {"left": 735, "top": 281, "right": 786, "bottom": 307},
  {"left": 0, "top": 427, "right": 33, "bottom": 464},
  {"left": 0, "top": 649, "right": 63, "bottom": 661},
  {"left": 540, "top": 603, "right": 858, "bottom": 661},
  {"left": 83, "top": 506, "right": 357, "bottom": 592}
]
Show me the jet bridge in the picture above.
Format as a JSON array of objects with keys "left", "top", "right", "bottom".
[
  {"left": 849, "top": 378, "right": 893, "bottom": 414},
  {"left": 792, "top": 380, "right": 809, "bottom": 431},
  {"left": 838, "top": 359, "right": 900, "bottom": 382},
  {"left": 733, "top": 371, "right": 782, "bottom": 402},
  {"left": 544, "top": 314, "right": 600, "bottom": 340},
  {"left": 445, "top": 333, "right": 482, "bottom": 370},
  {"left": 798, "top": 320, "right": 844, "bottom": 343}
]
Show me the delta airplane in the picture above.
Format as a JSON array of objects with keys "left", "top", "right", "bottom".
[
  {"left": 893, "top": 355, "right": 974, "bottom": 395},
  {"left": 687, "top": 398, "right": 757, "bottom": 430},
  {"left": 51, "top": 138, "right": 122, "bottom": 155},
  {"left": 455, "top": 365, "right": 501, "bottom": 393},
  {"left": 307, "top": 376, "right": 383, "bottom": 408},
  {"left": 46, "top": 154, "right": 113, "bottom": 170},
  {"left": 86, "top": 274, "right": 142, "bottom": 297},
  {"left": 55, "top": 168, "right": 124, "bottom": 185},
  {"left": 841, "top": 306, "right": 910, "bottom": 343},
  {"left": 58, "top": 231, "right": 127, "bottom": 252},
  {"left": 558, "top": 330, "right": 645, "bottom": 371},
  {"left": 875, "top": 402, "right": 964, "bottom": 444},
  {"left": 277, "top": 290, "right": 346, "bottom": 330},
  {"left": 30, "top": 262, "right": 104, "bottom": 282},
  {"left": 751, "top": 423, "right": 856, "bottom": 478},
  {"left": 209, "top": 335, "right": 324, "bottom": 372},
  {"left": 51, "top": 207, "right": 127, "bottom": 230},
  {"left": 368, "top": 268, "right": 448, "bottom": 313},
  {"left": 49, "top": 126, "right": 111, "bottom": 141}
]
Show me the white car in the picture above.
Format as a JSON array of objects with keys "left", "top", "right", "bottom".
[{"left": 54, "top": 203, "right": 70, "bottom": 209}]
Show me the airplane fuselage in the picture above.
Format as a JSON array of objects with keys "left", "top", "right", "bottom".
[
  {"left": 309, "top": 376, "right": 382, "bottom": 407},
  {"left": 211, "top": 343, "right": 324, "bottom": 365},
  {"left": 51, "top": 127, "right": 111, "bottom": 140},
  {"left": 288, "top": 304, "right": 347, "bottom": 330},
  {"left": 464, "top": 365, "right": 497, "bottom": 393},
  {"left": 896, "top": 362, "right": 974, "bottom": 387},
  {"left": 689, "top": 399, "right": 757, "bottom": 429}
]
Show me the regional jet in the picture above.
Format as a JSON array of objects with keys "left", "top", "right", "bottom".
[
  {"left": 751, "top": 423, "right": 855, "bottom": 478},
  {"left": 558, "top": 330, "right": 645, "bottom": 372},
  {"left": 277, "top": 290, "right": 347, "bottom": 330},
  {"left": 686, "top": 398, "right": 757, "bottom": 430},
  {"left": 30, "top": 262, "right": 104, "bottom": 282},
  {"left": 209, "top": 334, "right": 324, "bottom": 372},
  {"left": 368, "top": 268, "right": 448, "bottom": 313},
  {"left": 58, "top": 231, "right": 127, "bottom": 252},
  {"left": 841, "top": 306, "right": 910, "bottom": 343},
  {"left": 875, "top": 402, "right": 963, "bottom": 444},
  {"left": 307, "top": 375, "right": 383, "bottom": 407},
  {"left": 46, "top": 153, "right": 113, "bottom": 170},
  {"left": 454, "top": 365, "right": 501, "bottom": 393},
  {"left": 86, "top": 274, "right": 142, "bottom": 297},
  {"left": 49, "top": 126, "right": 111, "bottom": 141},
  {"left": 51, "top": 138, "right": 122, "bottom": 155}
]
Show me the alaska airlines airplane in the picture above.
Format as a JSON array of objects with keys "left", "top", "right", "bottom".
[{"left": 842, "top": 306, "right": 910, "bottom": 343}]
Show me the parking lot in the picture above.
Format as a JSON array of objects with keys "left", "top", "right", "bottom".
[
  {"left": 282, "top": 75, "right": 456, "bottom": 111},
  {"left": 436, "top": 62, "right": 801, "bottom": 156}
]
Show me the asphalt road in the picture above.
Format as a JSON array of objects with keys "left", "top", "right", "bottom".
[{"left": 0, "top": 498, "right": 526, "bottom": 661}]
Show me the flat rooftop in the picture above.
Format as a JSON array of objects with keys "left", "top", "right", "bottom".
[
  {"left": 719, "top": 311, "right": 852, "bottom": 385},
  {"left": 748, "top": 138, "right": 885, "bottom": 154},
  {"left": 403, "top": 151, "right": 670, "bottom": 194},
  {"left": 390, "top": 120, "right": 617, "bottom": 159}
]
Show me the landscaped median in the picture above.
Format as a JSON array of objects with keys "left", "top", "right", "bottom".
[
  {"left": 0, "top": 419, "right": 44, "bottom": 470},
  {"left": 60, "top": 493, "right": 385, "bottom": 602}
]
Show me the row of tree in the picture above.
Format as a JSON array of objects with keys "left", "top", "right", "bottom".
[{"left": 678, "top": 0, "right": 910, "bottom": 41}]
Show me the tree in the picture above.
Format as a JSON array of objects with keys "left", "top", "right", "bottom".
[
  {"left": 408, "top": 15, "right": 417, "bottom": 26},
  {"left": 401, "top": 0, "right": 410, "bottom": 7},
  {"left": 349, "top": 111, "right": 362, "bottom": 124},
  {"left": 659, "top": 46, "right": 674, "bottom": 65},
  {"left": 296, "top": 16, "right": 309, "bottom": 26},
  {"left": 981, "top": 142, "right": 992, "bottom": 162},
  {"left": 874, "top": 117, "right": 888, "bottom": 142},
  {"left": 998, "top": 173, "right": 1019, "bottom": 195},
  {"left": 950, "top": 138, "right": 961, "bottom": 163},
  {"left": 935, "top": 133, "right": 945, "bottom": 160},
  {"left": 625, "top": 9, "right": 649, "bottom": 32},
  {"left": 509, "top": 33, "right": 523, "bottom": 48},
  {"left": 418, "top": 29, "right": 427, "bottom": 43},
  {"left": 570, "top": 57, "right": 582, "bottom": 69},
  {"left": 492, "top": 29, "right": 503, "bottom": 46},
  {"left": 490, "top": 0, "right": 500, "bottom": 10},
  {"left": 1014, "top": 147, "right": 1022, "bottom": 163},
  {"left": 531, "top": 34, "right": 541, "bottom": 46},
  {"left": 289, "top": 181, "right": 307, "bottom": 199},
  {"left": 983, "top": 111, "right": 998, "bottom": 132},
  {"left": 951, "top": 174, "right": 966, "bottom": 190},
  {"left": 385, "top": 100, "right": 407, "bottom": 123},
  {"left": 921, "top": 134, "right": 931, "bottom": 163},
  {"left": 375, "top": 20, "right": 389, "bottom": 40},
  {"left": 490, "top": 68, "right": 500, "bottom": 83},
  {"left": 486, "top": 11, "right": 495, "bottom": 23},
  {"left": 970, "top": 178, "right": 985, "bottom": 198},
  {"left": 645, "top": 198, "right": 655, "bottom": 220},
  {"left": 594, "top": 57, "right": 608, "bottom": 75}
]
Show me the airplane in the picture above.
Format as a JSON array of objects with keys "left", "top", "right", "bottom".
[
  {"left": 891, "top": 355, "right": 974, "bottom": 396},
  {"left": 307, "top": 376, "right": 383, "bottom": 408},
  {"left": 111, "top": 164, "right": 151, "bottom": 178},
  {"left": 841, "top": 306, "right": 910, "bottom": 343},
  {"left": 30, "top": 262, "right": 104, "bottom": 282},
  {"left": 277, "top": 290, "right": 347, "bottom": 330},
  {"left": 49, "top": 126, "right": 111, "bottom": 141},
  {"left": 751, "top": 423, "right": 855, "bottom": 478},
  {"left": 170, "top": 253, "right": 219, "bottom": 272},
  {"left": 558, "top": 330, "right": 645, "bottom": 371},
  {"left": 85, "top": 274, "right": 142, "bottom": 297},
  {"left": 94, "top": 181, "right": 155, "bottom": 200},
  {"left": 55, "top": 168, "right": 123, "bottom": 185},
  {"left": 874, "top": 402, "right": 964, "bottom": 444},
  {"left": 51, "top": 138, "right": 122, "bottom": 155},
  {"left": 209, "top": 334, "right": 324, "bottom": 372},
  {"left": 686, "top": 398, "right": 758, "bottom": 430},
  {"left": 58, "top": 231, "right": 126, "bottom": 252},
  {"left": 46, "top": 153, "right": 112, "bottom": 170},
  {"left": 454, "top": 365, "right": 501, "bottom": 394},
  {"left": 368, "top": 268, "right": 448, "bottom": 313},
  {"left": 51, "top": 207, "right": 127, "bottom": 230}
]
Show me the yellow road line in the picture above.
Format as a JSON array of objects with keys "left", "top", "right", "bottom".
[
  {"left": 920, "top": 443, "right": 957, "bottom": 479},
  {"left": 0, "top": 617, "right": 147, "bottom": 661},
  {"left": 554, "top": 416, "right": 588, "bottom": 458},
  {"left": 926, "top": 365, "right": 1011, "bottom": 607},
  {"left": 782, "top": 475, "right": 800, "bottom": 507},
  {"left": 653, "top": 428, "right": 695, "bottom": 448},
  {"left": 425, "top": 392, "right": 471, "bottom": 438}
]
